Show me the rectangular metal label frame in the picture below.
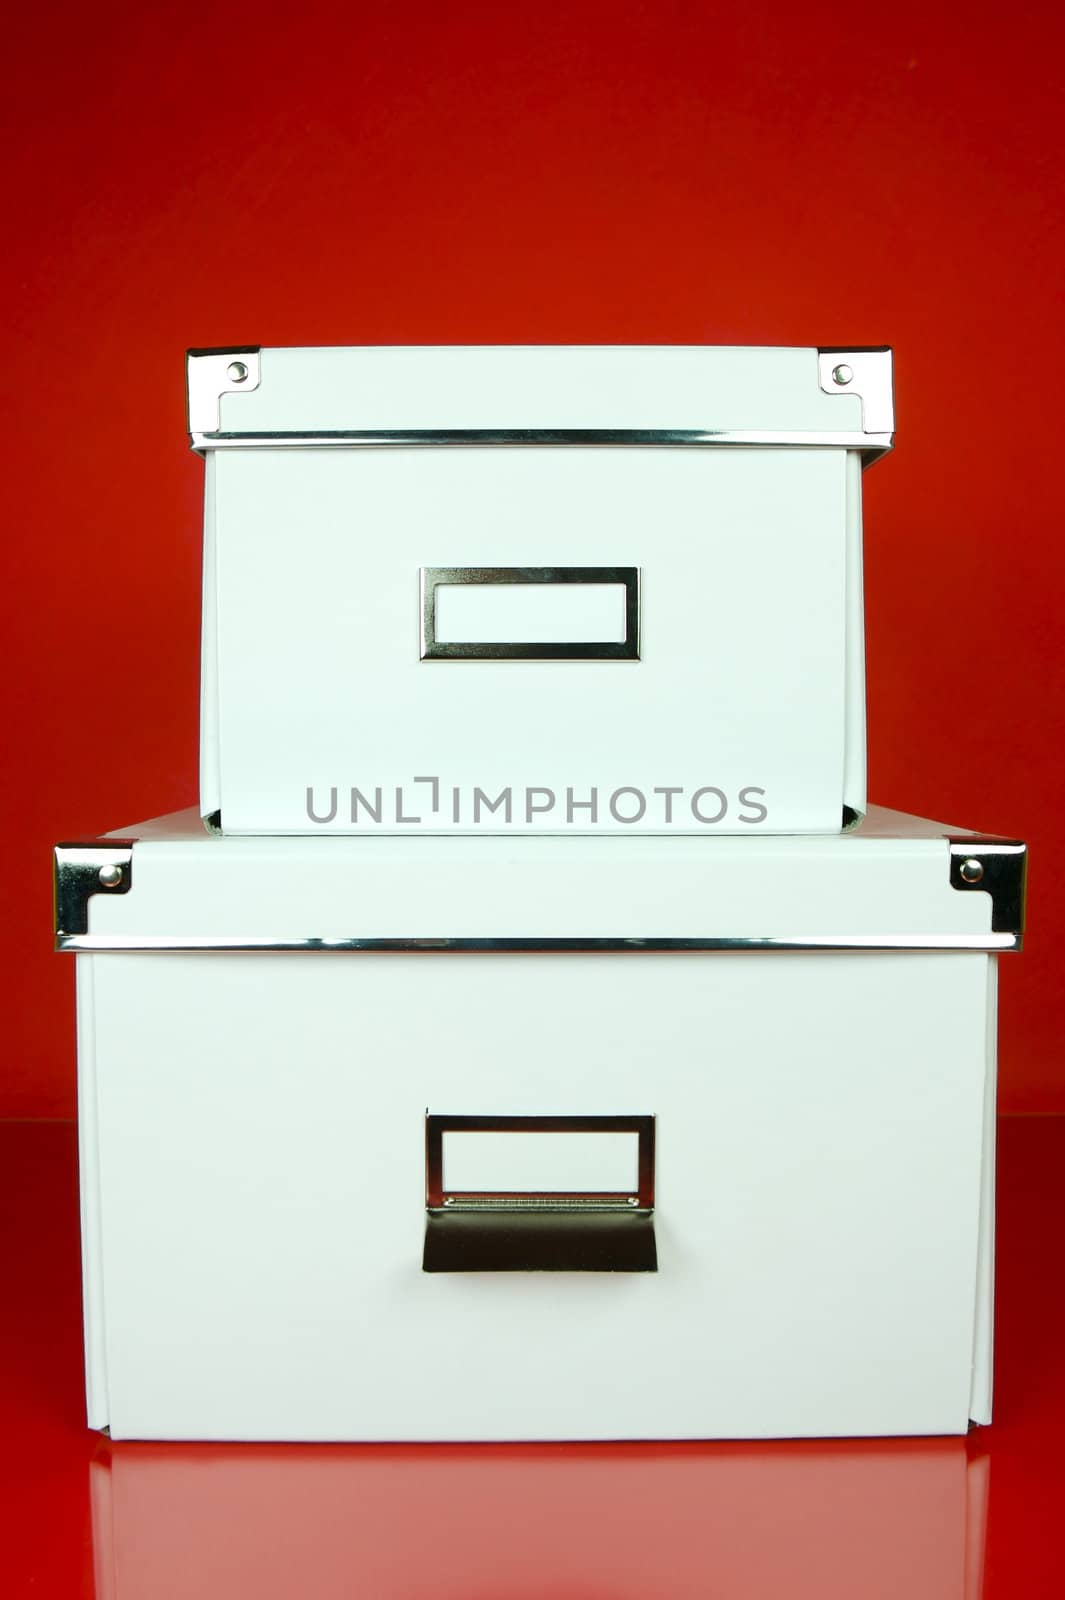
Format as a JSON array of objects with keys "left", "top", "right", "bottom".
[
  {"left": 426, "top": 1114, "right": 655, "bottom": 1210},
  {"left": 420, "top": 567, "right": 641, "bottom": 661}
]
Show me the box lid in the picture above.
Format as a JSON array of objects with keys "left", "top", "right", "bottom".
[
  {"left": 54, "top": 806, "right": 1025, "bottom": 953},
  {"left": 187, "top": 345, "right": 894, "bottom": 464}
]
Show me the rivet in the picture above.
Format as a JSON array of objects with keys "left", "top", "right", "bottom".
[
  {"left": 98, "top": 863, "right": 124, "bottom": 889},
  {"left": 226, "top": 360, "right": 249, "bottom": 383},
  {"left": 832, "top": 363, "right": 854, "bottom": 386},
  {"left": 959, "top": 857, "right": 984, "bottom": 884}
]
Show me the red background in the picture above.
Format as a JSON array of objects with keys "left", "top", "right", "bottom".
[{"left": 3, "top": 0, "right": 1062, "bottom": 1117}]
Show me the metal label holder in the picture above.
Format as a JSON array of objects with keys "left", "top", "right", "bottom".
[
  {"left": 423, "top": 1114, "right": 657, "bottom": 1273},
  {"left": 419, "top": 567, "right": 641, "bottom": 661}
]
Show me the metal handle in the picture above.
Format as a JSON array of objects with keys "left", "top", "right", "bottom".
[
  {"left": 422, "top": 1114, "right": 657, "bottom": 1273},
  {"left": 419, "top": 567, "right": 640, "bottom": 660}
]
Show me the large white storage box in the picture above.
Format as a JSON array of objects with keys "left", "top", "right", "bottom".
[
  {"left": 56, "top": 806, "right": 1023, "bottom": 1442},
  {"left": 188, "top": 345, "right": 894, "bottom": 836}
]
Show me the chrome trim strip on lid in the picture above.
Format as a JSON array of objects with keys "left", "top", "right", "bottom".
[
  {"left": 189, "top": 426, "right": 894, "bottom": 465},
  {"left": 55, "top": 932, "right": 1022, "bottom": 954}
]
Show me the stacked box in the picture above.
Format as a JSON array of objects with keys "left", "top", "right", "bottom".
[{"left": 55, "top": 345, "right": 1026, "bottom": 1441}]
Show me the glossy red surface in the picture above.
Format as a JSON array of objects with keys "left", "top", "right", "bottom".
[
  {"left": 3, "top": 2, "right": 1064, "bottom": 1118},
  {"left": 2, "top": 1117, "right": 1062, "bottom": 1596}
]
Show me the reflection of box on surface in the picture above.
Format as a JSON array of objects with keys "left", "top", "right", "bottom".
[
  {"left": 188, "top": 344, "right": 893, "bottom": 835},
  {"left": 90, "top": 1440, "right": 988, "bottom": 1600},
  {"left": 59, "top": 805, "right": 1025, "bottom": 1442}
]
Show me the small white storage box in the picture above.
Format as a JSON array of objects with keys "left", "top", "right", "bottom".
[
  {"left": 188, "top": 345, "right": 894, "bottom": 836},
  {"left": 57, "top": 806, "right": 1022, "bottom": 1443}
]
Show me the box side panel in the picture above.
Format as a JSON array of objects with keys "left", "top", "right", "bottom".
[
  {"left": 842, "top": 450, "right": 867, "bottom": 822},
  {"left": 969, "top": 958, "right": 998, "bottom": 1425},
  {"left": 213, "top": 447, "right": 851, "bottom": 835},
  {"left": 93, "top": 950, "right": 989, "bottom": 1441},
  {"left": 76, "top": 955, "right": 109, "bottom": 1431},
  {"left": 199, "top": 453, "right": 221, "bottom": 822}
]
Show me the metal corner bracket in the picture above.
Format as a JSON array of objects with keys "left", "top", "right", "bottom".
[
  {"left": 948, "top": 837, "right": 1027, "bottom": 942},
  {"left": 186, "top": 347, "right": 262, "bottom": 436},
  {"left": 817, "top": 347, "right": 895, "bottom": 444},
  {"left": 54, "top": 842, "right": 135, "bottom": 949}
]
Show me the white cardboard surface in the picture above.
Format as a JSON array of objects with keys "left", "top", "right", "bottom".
[
  {"left": 88, "top": 811, "right": 993, "bottom": 943},
  {"left": 83, "top": 948, "right": 994, "bottom": 1440},
  {"left": 203, "top": 445, "right": 860, "bottom": 833},
  {"left": 216, "top": 344, "right": 866, "bottom": 433}
]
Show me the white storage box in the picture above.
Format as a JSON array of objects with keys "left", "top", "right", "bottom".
[
  {"left": 57, "top": 807, "right": 1024, "bottom": 1442},
  {"left": 188, "top": 345, "right": 894, "bottom": 836}
]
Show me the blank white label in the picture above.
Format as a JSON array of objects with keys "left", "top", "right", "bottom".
[
  {"left": 433, "top": 583, "right": 627, "bottom": 645},
  {"left": 442, "top": 1130, "right": 639, "bottom": 1194}
]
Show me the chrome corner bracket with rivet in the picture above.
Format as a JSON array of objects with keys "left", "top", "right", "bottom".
[
  {"left": 54, "top": 842, "right": 135, "bottom": 948},
  {"left": 817, "top": 347, "right": 895, "bottom": 462},
  {"left": 186, "top": 346, "right": 262, "bottom": 441},
  {"left": 948, "top": 837, "right": 1027, "bottom": 943}
]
